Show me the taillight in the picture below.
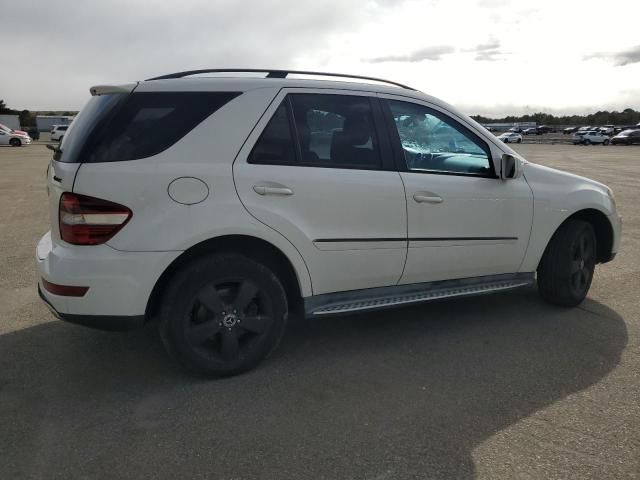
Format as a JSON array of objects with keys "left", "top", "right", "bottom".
[{"left": 59, "top": 193, "right": 132, "bottom": 245}]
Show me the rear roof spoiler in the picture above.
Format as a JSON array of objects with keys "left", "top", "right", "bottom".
[{"left": 89, "top": 83, "right": 138, "bottom": 96}]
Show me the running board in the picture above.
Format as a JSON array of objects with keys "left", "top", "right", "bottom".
[{"left": 305, "top": 273, "right": 534, "bottom": 317}]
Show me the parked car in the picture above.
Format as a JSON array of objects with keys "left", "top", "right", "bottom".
[
  {"left": 536, "top": 125, "right": 554, "bottom": 134},
  {"left": 36, "top": 69, "right": 621, "bottom": 377},
  {"left": 522, "top": 128, "right": 538, "bottom": 135},
  {"left": 610, "top": 129, "right": 640, "bottom": 145},
  {"left": 573, "top": 131, "right": 610, "bottom": 145},
  {"left": 498, "top": 132, "right": 523, "bottom": 143},
  {"left": 563, "top": 126, "right": 579, "bottom": 134},
  {"left": 598, "top": 125, "right": 615, "bottom": 135},
  {"left": 50, "top": 125, "right": 69, "bottom": 142},
  {"left": 0, "top": 124, "right": 32, "bottom": 146},
  {"left": 0, "top": 122, "right": 29, "bottom": 137},
  {"left": 508, "top": 126, "right": 523, "bottom": 133}
]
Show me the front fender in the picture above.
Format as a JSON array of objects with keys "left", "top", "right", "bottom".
[{"left": 519, "top": 163, "right": 617, "bottom": 272}]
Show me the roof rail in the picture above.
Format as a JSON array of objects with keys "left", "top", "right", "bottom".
[{"left": 145, "top": 69, "right": 416, "bottom": 90}]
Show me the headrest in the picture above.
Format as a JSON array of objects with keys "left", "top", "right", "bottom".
[{"left": 343, "top": 115, "right": 371, "bottom": 146}]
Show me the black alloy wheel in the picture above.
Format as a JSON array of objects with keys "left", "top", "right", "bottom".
[
  {"left": 187, "top": 279, "right": 275, "bottom": 363},
  {"left": 537, "top": 220, "right": 597, "bottom": 307},
  {"left": 160, "top": 253, "right": 288, "bottom": 377},
  {"left": 568, "top": 228, "right": 596, "bottom": 298}
]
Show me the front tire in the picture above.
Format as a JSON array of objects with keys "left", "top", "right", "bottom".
[
  {"left": 603, "top": 139, "right": 610, "bottom": 145},
  {"left": 9, "top": 138, "right": 21, "bottom": 147},
  {"left": 516, "top": 138, "right": 522, "bottom": 143},
  {"left": 160, "top": 253, "right": 288, "bottom": 377},
  {"left": 537, "top": 220, "right": 596, "bottom": 307}
]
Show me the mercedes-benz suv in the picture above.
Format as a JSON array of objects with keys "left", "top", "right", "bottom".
[{"left": 36, "top": 69, "right": 621, "bottom": 377}]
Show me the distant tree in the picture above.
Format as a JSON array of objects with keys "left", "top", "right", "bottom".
[
  {"left": 19, "top": 110, "right": 36, "bottom": 127},
  {"left": 471, "top": 108, "right": 640, "bottom": 126}
]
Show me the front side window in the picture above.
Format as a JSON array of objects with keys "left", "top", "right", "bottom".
[
  {"left": 290, "top": 94, "right": 381, "bottom": 170},
  {"left": 387, "top": 100, "right": 493, "bottom": 176}
]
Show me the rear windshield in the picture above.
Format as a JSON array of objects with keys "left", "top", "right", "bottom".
[{"left": 58, "top": 91, "right": 240, "bottom": 163}]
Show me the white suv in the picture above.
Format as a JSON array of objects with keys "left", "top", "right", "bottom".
[
  {"left": 50, "top": 125, "right": 69, "bottom": 142},
  {"left": 36, "top": 69, "right": 621, "bottom": 377},
  {"left": 573, "top": 130, "right": 610, "bottom": 145}
]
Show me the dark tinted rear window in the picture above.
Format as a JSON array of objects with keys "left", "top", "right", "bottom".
[{"left": 58, "top": 91, "right": 240, "bottom": 163}]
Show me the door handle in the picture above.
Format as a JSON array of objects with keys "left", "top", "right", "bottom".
[
  {"left": 253, "top": 185, "right": 294, "bottom": 196},
  {"left": 413, "top": 193, "right": 443, "bottom": 204}
]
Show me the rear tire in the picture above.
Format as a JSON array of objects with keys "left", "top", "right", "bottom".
[
  {"left": 603, "top": 139, "right": 610, "bottom": 145},
  {"left": 9, "top": 138, "right": 21, "bottom": 147},
  {"left": 160, "top": 253, "right": 288, "bottom": 377},
  {"left": 537, "top": 220, "right": 596, "bottom": 307},
  {"left": 516, "top": 138, "right": 522, "bottom": 143}
]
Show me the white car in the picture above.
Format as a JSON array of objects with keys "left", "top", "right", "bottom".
[
  {"left": 573, "top": 131, "right": 610, "bottom": 145},
  {"left": 497, "top": 132, "right": 522, "bottom": 143},
  {"left": 36, "top": 69, "right": 621, "bottom": 377},
  {"left": 0, "top": 123, "right": 32, "bottom": 146},
  {"left": 50, "top": 125, "right": 69, "bottom": 141}
]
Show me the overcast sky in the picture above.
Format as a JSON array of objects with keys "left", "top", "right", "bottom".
[{"left": 2, "top": 0, "right": 639, "bottom": 117}]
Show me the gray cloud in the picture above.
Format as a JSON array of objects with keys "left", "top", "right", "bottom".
[
  {"left": 584, "top": 45, "right": 640, "bottom": 66},
  {"left": 467, "top": 40, "right": 505, "bottom": 61},
  {"left": 0, "top": 0, "right": 403, "bottom": 109},
  {"left": 366, "top": 45, "right": 455, "bottom": 63}
]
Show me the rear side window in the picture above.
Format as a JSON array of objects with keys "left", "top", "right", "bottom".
[
  {"left": 249, "top": 102, "right": 296, "bottom": 165},
  {"left": 59, "top": 91, "right": 240, "bottom": 163},
  {"left": 290, "top": 94, "right": 381, "bottom": 169},
  {"left": 249, "top": 93, "right": 382, "bottom": 170}
]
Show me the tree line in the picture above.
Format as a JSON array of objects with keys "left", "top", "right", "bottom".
[{"left": 471, "top": 108, "right": 640, "bottom": 127}]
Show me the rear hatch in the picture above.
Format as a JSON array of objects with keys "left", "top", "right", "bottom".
[{"left": 47, "top": 84, "right": 137, "bottom": 243}]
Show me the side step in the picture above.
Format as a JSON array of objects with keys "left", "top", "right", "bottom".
[{"left": 305, "top": 273, "right": 534, "bottom": 317}]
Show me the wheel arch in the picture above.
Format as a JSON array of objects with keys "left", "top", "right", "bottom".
[
  {"left": 146, "top": 235, "right": 306, "bottom": 322},
  {"left": 541, "top": 208, "right": 614, "bottom": 266}
]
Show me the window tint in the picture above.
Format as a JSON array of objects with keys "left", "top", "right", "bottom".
[
  {"left": 387, "top": 100, "right": 493, "bottom": 176},
  {"left": 248, "top": 102, "right": 296, "bottom": 165},
  {"left": 59, "top": 91, "right": 239, "bottom": 163},
  {"left": 289, "top": 94, "right": 381, "bottom": 170}
]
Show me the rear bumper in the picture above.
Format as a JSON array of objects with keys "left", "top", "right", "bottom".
[
  {"left": 36, "top": 231, "right": 181, "bottom": 323},
  {"left": 38, "top": 284, "right": 144, "bottom": 331}
]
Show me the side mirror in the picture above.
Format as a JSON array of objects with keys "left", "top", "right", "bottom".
[{"left": 500, "top": 154, "right": 518, "bottom": 180}]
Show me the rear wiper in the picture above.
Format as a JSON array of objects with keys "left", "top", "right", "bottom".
[{"left": 46, "top": 143, "right": 62, "bottom": 160}]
